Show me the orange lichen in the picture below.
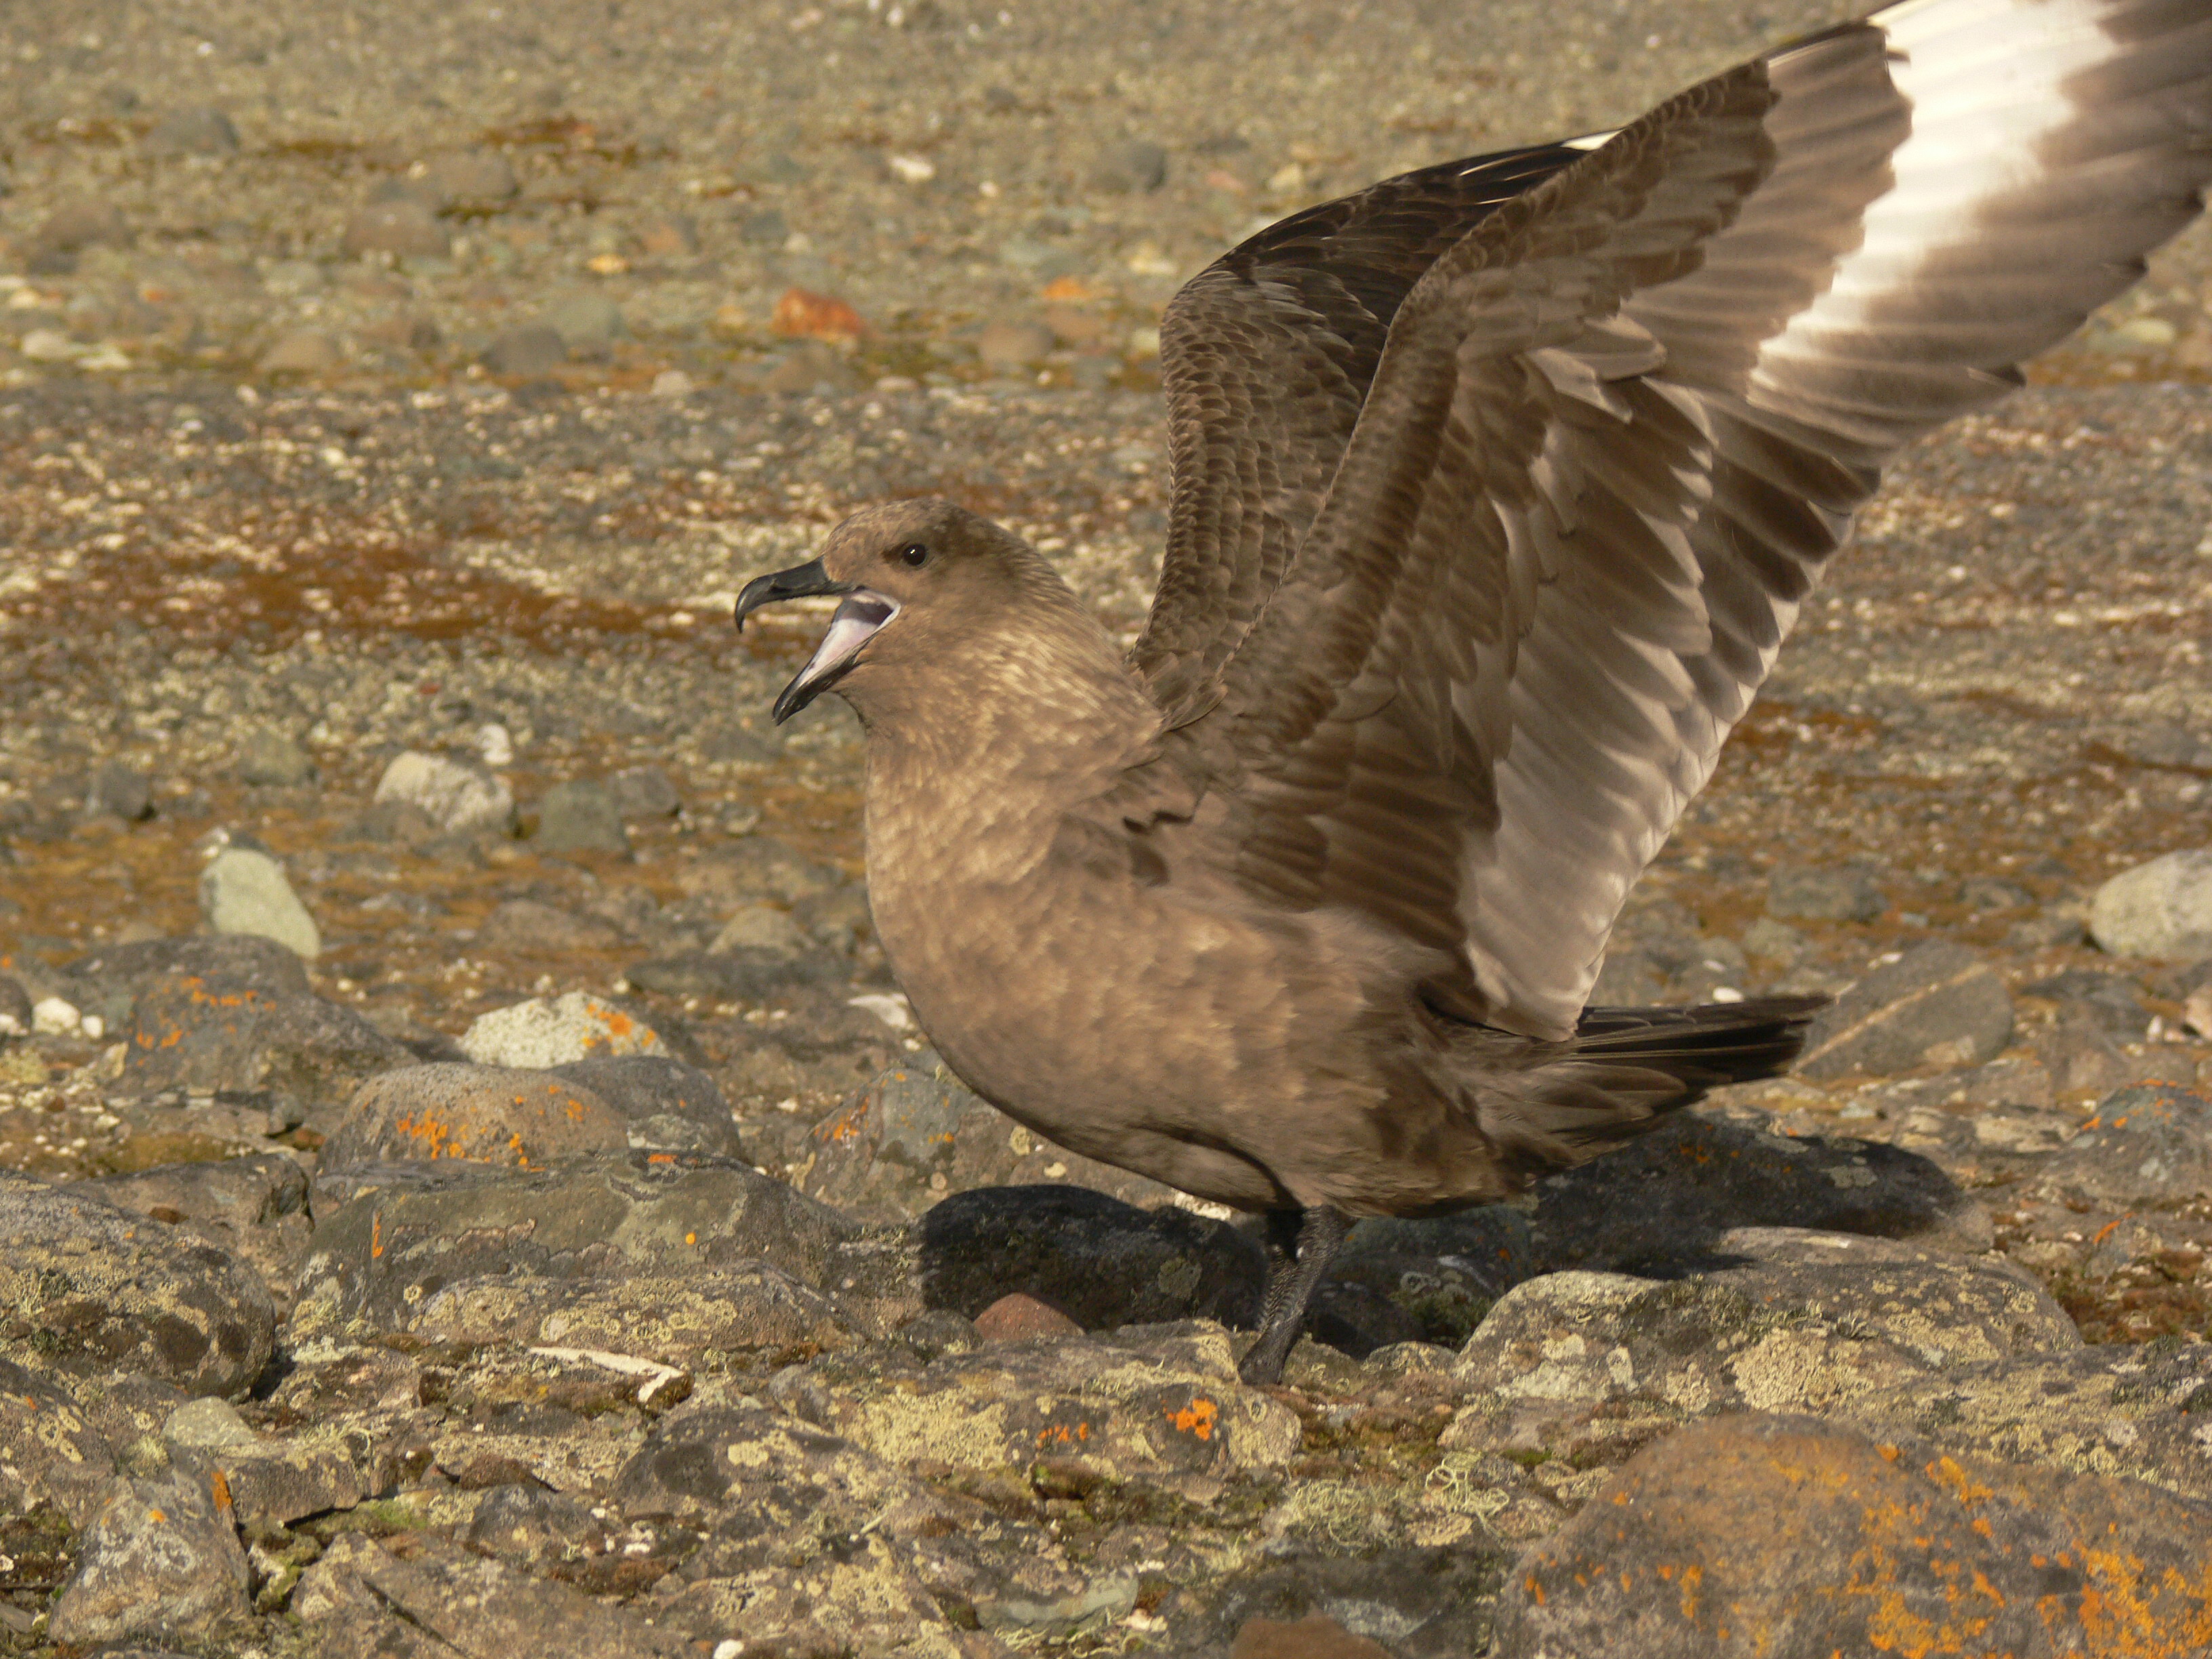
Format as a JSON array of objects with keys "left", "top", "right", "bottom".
[{"left": 1165, "top": 1397, "right": 1218, "bottom": 1440}]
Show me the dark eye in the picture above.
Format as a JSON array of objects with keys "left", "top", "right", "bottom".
[{"left": 897, "top": 543, "right": 928, "bottom": 568}]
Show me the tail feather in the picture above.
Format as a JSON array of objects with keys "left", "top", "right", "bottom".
[{"left": 1473, "top": 994, "right": 1825, "bottom": 1176}]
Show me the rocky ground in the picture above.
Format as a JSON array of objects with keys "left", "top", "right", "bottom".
[{"left": 5, "top": 0, "right": 2212, "bottom": 1654}]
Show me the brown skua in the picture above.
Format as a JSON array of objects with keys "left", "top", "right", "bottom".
[{"left": 739, "top": 0, "right": 2212, "bottom": 1384}]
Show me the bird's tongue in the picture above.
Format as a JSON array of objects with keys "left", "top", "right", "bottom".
[{"left": 773, "top": 590, "right": 899, "bottom": 722}]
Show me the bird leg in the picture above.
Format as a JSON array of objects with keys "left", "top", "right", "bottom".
[{"left": 1238, "top": 1205, "right": 1351, "bottom": 1387}]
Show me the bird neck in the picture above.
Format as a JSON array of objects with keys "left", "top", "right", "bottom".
[{"left": 859, "top": 603, "right": 1162, "bottom": 876}]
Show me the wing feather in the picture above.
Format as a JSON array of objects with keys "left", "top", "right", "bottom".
[{"left": 1146, "top": 0, "right": 2212, "bottom": 1039}]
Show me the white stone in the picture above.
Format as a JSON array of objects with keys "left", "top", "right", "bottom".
[
  {"left": 372, "top": 750, "right": 513, "bottom": 834},
  {"left": 458, "top": 991, "right": 666, "bottom": 1069},
  {"left": 200, "top": 847, "right": 321, "bottom": 959},
  {"left": 2090, "top": 848, "right": 2212, "bottom": 960},
  {"left": 31, "top": 996, "right": 81, "bottom": 1035},
  {"left": 473, "top": 723, "right": 514, "bottom": 767},
  {"left": 19, "top": 329, "right": 79, "bottom": 363}
]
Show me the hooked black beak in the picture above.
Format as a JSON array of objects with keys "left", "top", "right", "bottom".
[
  {"left": 735, "top": 559, "right": 901, "bottom": 725},
  {"left": 733, "top": 558, "right": 851, "bottom": 630}
]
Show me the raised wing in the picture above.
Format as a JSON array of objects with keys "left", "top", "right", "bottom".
[
  {"left": 1174, "top": 0, "right": 2212, "bottom": 1040},
  {"left": 1134, "top": 142, "right": 1593, "bottom": 723}
]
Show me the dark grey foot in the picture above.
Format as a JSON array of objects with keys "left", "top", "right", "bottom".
[{"left": 1238, "top": 1205, "right": 1351, "bottom": 1387}]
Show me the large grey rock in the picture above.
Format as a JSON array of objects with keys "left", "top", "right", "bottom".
[
  {"left": 64, "top": 935, "right": 310, "bottom": 1028},
  {"left": 199, "top": 846, "right": 321, "bottom": 959},
  {"left": 407, "top": 1264, "right": 866, "bottom": 1361},
  {"left": 291, "top": 1151, "right": 859, "bottom": 1340},
  {"left": 293, "top": 1530, "right": 680, "bottom": 1658},
  {"left": 46, "top": 1473, "right": 251, "bottom": 1647},
  {"left": 120, "top": 967, "right": 408, "bottom": 1107},
  {"left": 1201, "top": 1549, "right": 1511, "bottom": 1659},
  {"left": 2032, "top": 1084, "right": 2212, "bottom": 1204},
  {"left": 916, "top": 1185, "right": 1263, "bottom": 1331},
  {"left": 161, "top": 1397, "right": 367, "bottom": 1529},
  {"left": 1530, "top": 1113, "right": 1991, "bottom": 1271},
  {"left": 2091, "top": 847, "right": 2212, "bottom": 960},
  {"left": 804, "top": 1053, "right": 1185, "bottom": 1222},
  {"left": 372, "top": 750, "right": 514, "bottom": 835},
  {"left": 0, "top": 1356, "right": 115, "bottom": 1525},
  {"left": 0, "top": 1172, "right": 276, "bottom": 1398},
  {"left": 1797, "top": 940, "right": 2014, "bottom": 1077},
  {"left": 1490, "top": 1414, "right": 2212, "bottom": 1659},
  {"left": 1452, "top": 1229, "right": 2078, "bottom": 1426}
]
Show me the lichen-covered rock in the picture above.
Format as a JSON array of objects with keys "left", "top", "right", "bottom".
[
  {"left": 68, "top": 1153, "right": 313, "bottom": 1307},
  {"left": 199, "top": 845, "right": 321, "bottom": 959},
  {"left": 1323, "top": 1208, "right": 1538, "bottom": 1349},
  {"left": 0, "top": 1356, "right": 115, "bottom": 1525},
  {"left": 779, "top": 1322, "right": 1300, "bottom": 1482},
  {"left": 120, "top": 970, "right": 409, "bottom": 1107},
  {"left": 802, "top": 1052, "right": 1186, "bottom": 1221},
  {"left": 407, "top": 1265, "right": 867, "bottom": 1361},
  {"left": 1442, "top": 1230, "right": 2081, "bottom": 1507},
  {"left": 1490, "top": 1414, "right": 2212, "bottom": 1659},
  {"left": 613, "top": 1396, "right": 1112, "bottom": 1650},
  {"left": 1530, "top": 1113, "right": 1991, "bottom": 1271},
  {"left": 322, "top": 1062, "right": 631, "bottom": 1168},
  {"left": 159, "top": 1396, "right": 367, "bottom": 1530},
  {"left": 917, "top": 1185, "right": 1263, "bottom": 1330},
  {"left": 457, "top": 991, "right": 668, "bottom": 1068},
  {"left": 0, "top": 1172, "right": 275, "bottom": 1398},
  {"left": 549, "top": 1053, "right": 748, "bottom": 1159},
  {"left": 46, "top": 1472, "right": 251, "bottom": 1648},
  {"left": 1835, "top": 1338, "right": 2212, "bottom": 1505},
  {"left": 293, "top": 1530, "right": 680, "bottom": 1657},
  {"left": 1797, "top": 939, "right": 2015, "bottom": 1077},
  {"left": 291, "top": 1151, "right": 858, "bottom": 1339},
  {"left": 1202, "top": 1547, "right": 1513, "bottom": 1658},
  {"left": 2032, "top": 1083, "right": 2212, "bottom": 1203},
  {"left": 62, "top": 935, "right": 311, "bottom": 1030}
]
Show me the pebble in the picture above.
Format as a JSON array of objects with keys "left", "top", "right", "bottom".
[
  {"left": 541, "top": 291, "right": 624, "bottom": 358},
  {"left": 1765, "top": 862, "right": 1885, "bottom": 922},
  {"left": 255, "top": 327, "right": 344, "bottom": 376},
  {"left": 482, "top": 323, "right": 569, "bottom": 375},
  {"left": 340, "top": 199, "right": 450, "bottom": 260},
  {"left": 85, "top": 760, "right": 153, "bottom": 821},
  {"left": 708, "top": 903, "right": 811, "bottom": 957},
  {"left": 1796, "top": 939, "right": 2013, "bottom": 1078},
  {"left": 457, "top": 990, "right": 668, "bottom": 1068},
  {"left": 36, "top": 201, "right": 130, "bottom": 256},
  {"left": 141, "top": 107, "right": 240, "bottom": 158},
  {"left": 235, "top": 726, "right": 314, "bottom": 786},
  {"left": 199, "top": 845, "right": 321, "bottom": 960},
  {"left": 769, "top": 286, "right": 865, "bottom": 343},
  {"left": 373, "top": 749, "right": 514, "bottom": 835},
  {"left": 609, "top": 764, "right": 680, "bottom": 819},
  {"left": 2090, "top": 846, "right": 2212, "bottom": 960},
  {"left": 532, "top": 777, "right": 630, "bottom": 853},
  {"left": 1089, "top": 138, "right": 1170, "bottom": 192},
  {"left": 46, "top": 1473, "right": 253, "bottom": 1648},
  {"left": 425, "top": 148, "right": 519, "bottom": 203},
  {"left": 977, "top": 318, "right": 1057, "bottom": 370}
]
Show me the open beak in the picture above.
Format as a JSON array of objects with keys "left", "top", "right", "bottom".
[{"left": 734, "top": 559, "right": 900, "bottom": 724}]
